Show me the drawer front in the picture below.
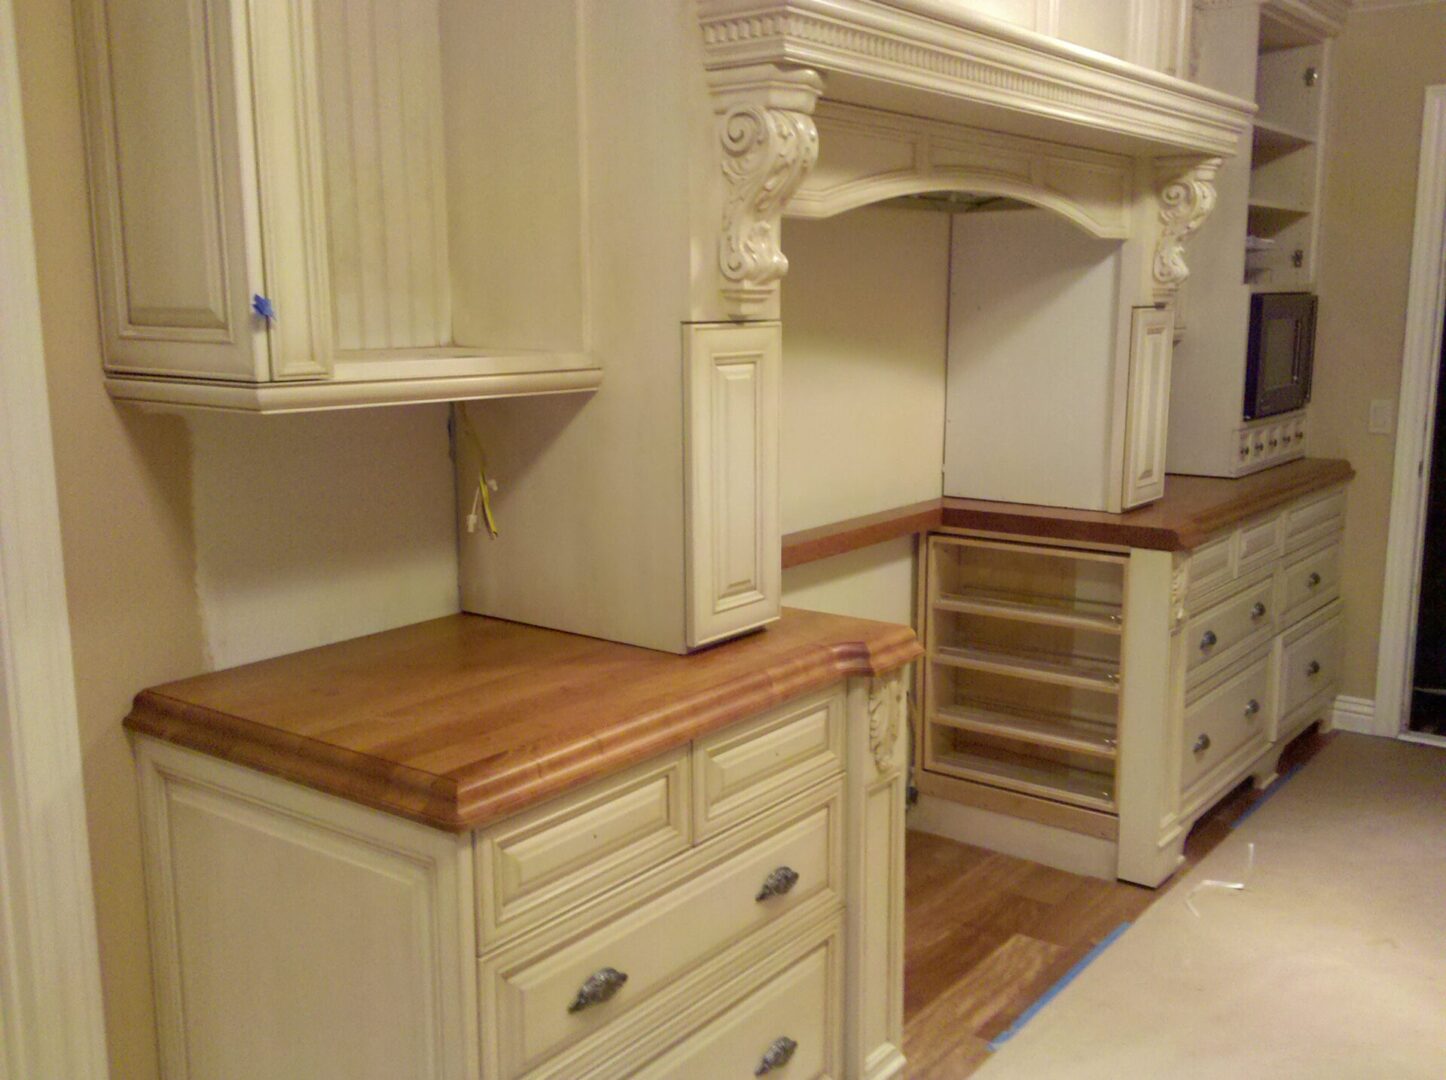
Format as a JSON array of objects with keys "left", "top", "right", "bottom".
[
  {"left": 1187, "top": 534, "right": 1234, "bottom": 602},
  {"left": 1182, "top": 654, "right": 1271, "bottom": 794},
  {"left": 1286, "top": 488, "right": 1345, "bottom": 552},
  {"left": 1236, "top": 513, "right": 1283, "bottom": 578},
  {"left": 1280, "top": 540, "right": 1341, "bottom": 627},
  {"left": 485, "top": 784, "right": 841, "bottom": 1077},
  {"left": 1280, "top": 610, "right": 1343, "bottom": 725},
  {"left": 693, "top": 686, "right": 845, "bottom": 839},
  {"left": 476, "top": 750, "right": 691, "bottom": 946},
  {"left": 630, "top": 926, "right": 840, "bottom": 1080},
  {"left": 1186, "top": 574, "right": 1277, "bottom": 683}
]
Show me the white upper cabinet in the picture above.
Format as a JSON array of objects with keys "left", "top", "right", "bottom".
[{"left": 75, "top": 0, "right": 601, "bottom": 413}]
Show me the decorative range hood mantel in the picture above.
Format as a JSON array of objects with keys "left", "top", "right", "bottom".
[
  {"left": 697, "top": 0, "right": 1254, "bottom": 317},
  {"left": 698, "top": 0, "right": 1254, "bottom": 157}
]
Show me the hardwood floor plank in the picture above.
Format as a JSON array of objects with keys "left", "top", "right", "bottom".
[{"left": 901, "top": 728, "right": 1337, "bottom": 1077}]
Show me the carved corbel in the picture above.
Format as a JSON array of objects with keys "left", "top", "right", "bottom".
[
  {"left": 1152, "top": 156, "right": 1222, "bottom": 301},
  {"left": 708, "top": 63, "right": 824, "bottom": 317}
]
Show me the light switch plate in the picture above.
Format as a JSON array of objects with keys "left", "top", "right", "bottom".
[{"left": 1369, "top": 399, "right": 1395, "bottom": 435}]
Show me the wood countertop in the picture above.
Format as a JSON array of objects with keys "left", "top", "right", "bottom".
[
  {"left": 124, "top": 608, "right": 921, "bottom": 832},
  {"left": 781, "top": 458, "right": 1353, "bottom": 565},
  {"left": 942, "top": 458, "right": 1353, "bottom": 550}
]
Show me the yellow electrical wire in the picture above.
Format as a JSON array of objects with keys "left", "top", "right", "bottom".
[{"left": 456, "top": 406, "right": 499, "bottom": 538}]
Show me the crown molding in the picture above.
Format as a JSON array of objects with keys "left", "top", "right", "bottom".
[
  {"left": 1350, "top": 0, "right": 1446, "bottom": 11},
  {"left": 698, "top": 0, "right": 1253, "bottom": 159}
]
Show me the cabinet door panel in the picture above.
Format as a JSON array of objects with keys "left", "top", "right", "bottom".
[
  {"left": 77, "top": 0, "right": 268, "bottom": 380},
  {"left": 685, "top": 323, "right": 781, "bottom": 648},
  {"left": 1121, "top": 306, "right": 1174, "bottom": 508}
]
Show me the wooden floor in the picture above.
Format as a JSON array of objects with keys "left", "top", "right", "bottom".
[{"left": 902, "top": 727, "right": 1331, "bottom": 1078}]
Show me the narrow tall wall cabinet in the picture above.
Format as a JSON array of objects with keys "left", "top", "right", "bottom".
[{"left": 1167, "top": 0, "right": 1340, "bottom": 477}]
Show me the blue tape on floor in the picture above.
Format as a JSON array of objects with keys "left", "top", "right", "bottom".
[
  {"left": 987, "top": 921, "right": 1131, "bottom": 1052},
  {"left": 1230, "top": 762, "right": 1304, "bottom": 828}
]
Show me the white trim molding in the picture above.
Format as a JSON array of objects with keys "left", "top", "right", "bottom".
[
  {"left": 1330, "top": 696, "right": 1392, "bottom": 737},
  {"left": 0, "top": 0, "right": 111, "bottom": 1072},
  {"left": 1350, "top": 0, "right": 1446, "bottom": 13},
  {"left": 1376, "top": 85, "right": 1446, "bottom": 739}
]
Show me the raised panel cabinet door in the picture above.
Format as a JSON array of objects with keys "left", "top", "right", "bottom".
[
  {"left": 1121, "top": 305, "right": 1175, "bottom": 509},
  {"left": 76, "top": 0, "right": 271, "bottom": 380},
  {"left": 684, "top": 322, "right": 781, "bottom": 648}
]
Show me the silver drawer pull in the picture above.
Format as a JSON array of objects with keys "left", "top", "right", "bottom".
[
  {"left": 755, "top": 1036, "right": 798, "bottom": 1076},
  {"left": 1307, "top": 572, "right": 1322, "bottom": 587},
  {"left": 1244, "top": 698, "right": 1261, "bottom": 718},
  {"left": 1306, "top": 660, "right": 1322, "bottom": 677},
  {"left": 756, "top": 866, "right": 800, "bottom": 902},
  {"left": 1200, "top": 629, "right": 1218, "bottom": 650},
  {"left": 1251, "top": 602, "right": 1267, "bottom": 620},
  {"left": 1193, "top": 733, "right": 1211, "bottom": 755},
  {"left": 568, "top": 967, "right": 628, "bottom": 1013}
]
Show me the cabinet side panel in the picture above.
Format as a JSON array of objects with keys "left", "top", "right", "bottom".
[
  {"left": 944, "top": 209, "right": 1122, "bottom": 511},
  {"left": 314, "top": 0, "right": 451, "bottom": 352},
  {"left": 75, "top": 0, "right": 267, "bottom": 379},
  {"left": 441, "top": 0, "right": 586, "bottom": 353},
  {"left": 136, "top": 740, "right": 476, "bottom": 1080}
]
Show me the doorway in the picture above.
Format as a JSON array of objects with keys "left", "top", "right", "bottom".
[
  {"left": 1410, "top": 307, "right": 1446, "bottom": 736},
  {"left": 1377, "top": 85, "right": 1446, "bottom": 744}
]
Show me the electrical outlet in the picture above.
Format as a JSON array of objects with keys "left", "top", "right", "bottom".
[{"left": 1368, "top": 399, "right": 1395, "bottom": 435}]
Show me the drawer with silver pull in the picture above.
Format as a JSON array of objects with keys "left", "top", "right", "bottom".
[
  {"left": 1181, "top": 653, "right": 1272, "bottom": 796},
  {"left": 1185, "top": 572, "right": 1277, "bottom": 688},
  {"left": 1280, "top": 538, "right": 1340, "bottom": 627},
  {"left": 1278, "top": 603, "right": 1343, "bottom": 735},
  {"left": 480, "top": 781, "right": 842, "bottom": 1078},
  {"left": 627, "top": 923, "right": 840, "bottom": 1079}
]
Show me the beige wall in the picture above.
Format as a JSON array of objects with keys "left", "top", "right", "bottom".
[
  {"left": 779, "top": 206, "right": 950, "bottom": 626},
  {"left": 1311, "top": 4, "right": 1446, "bottom": 699},
  {"left": 16, "top": 0, "right": 460, "bottom": 1074}
]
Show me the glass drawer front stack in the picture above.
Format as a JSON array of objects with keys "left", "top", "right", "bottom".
[{"left": 923, "top": 537, "right": 1126, "bottom": 813}]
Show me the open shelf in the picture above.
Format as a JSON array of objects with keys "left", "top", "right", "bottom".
[
  {"left": 935, "top": 586, "right": 1122, "bottom": 634},
  {"left": 933, "top": 701, "right": 1117, "bottom": 760},
  {"left": 1252, "top": 119, "right": 1314, "bottom": 151},
  {"left": 1248, "top": 197, "right": 1312, "bottom": 217},
  {"left": 932, "top": 643, "right": 1121, "bottom": 694},
  {"left": 928, "top": 745, "right": 1116, "bottom": 813}
]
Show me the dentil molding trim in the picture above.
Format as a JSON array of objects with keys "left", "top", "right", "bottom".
[
  {"left": 1153, "top": 155, "right": 1222, "bottom": 300},
  {"left": 697, "top": 0, "right": 1252, "bottom": 158},
  {"left": 708, "top": 63, "right": 823, "bottom": 316}
]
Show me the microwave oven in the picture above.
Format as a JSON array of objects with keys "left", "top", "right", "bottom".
[{"left": 1244, "top": 291, "right": 1317, "bottom": 421}]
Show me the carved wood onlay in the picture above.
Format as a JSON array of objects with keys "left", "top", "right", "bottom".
[
  {"left": 1152, "top": 155, "right": 1222, "bottom": 301},
  {"left": 707, "top": 63, "right": 823, "bottom": 316},
  {"left": 867, "top": 673, "right": 906, "bottom": 776},
  {"left": 1170, "top": 556, "right": 1190, "bottom": 629}
]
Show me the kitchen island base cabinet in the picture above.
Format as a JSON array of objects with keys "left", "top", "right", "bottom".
[
  {"left": 913, "top": 480, "right": 1346, "bottom": 887},
  {"left": 132, "top": 670, "right": 909, "bottom": 1079}
]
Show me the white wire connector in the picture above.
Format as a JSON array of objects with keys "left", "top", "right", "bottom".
[{"left": 466, "top": 486, "right": 482, "bottom": 535}]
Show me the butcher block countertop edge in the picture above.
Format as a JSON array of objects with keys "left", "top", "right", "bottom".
[{"left": 124, "top": 608, "right": 921, "bottom": 833}]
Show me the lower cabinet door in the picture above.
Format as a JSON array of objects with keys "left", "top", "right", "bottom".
[{"left": 630, "top": 922, "right": 842, "bottom": 1079}]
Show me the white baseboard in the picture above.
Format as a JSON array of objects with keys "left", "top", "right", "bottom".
[{"left": 1331, "top": 695, "right": 1394, "bottom": 738}]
